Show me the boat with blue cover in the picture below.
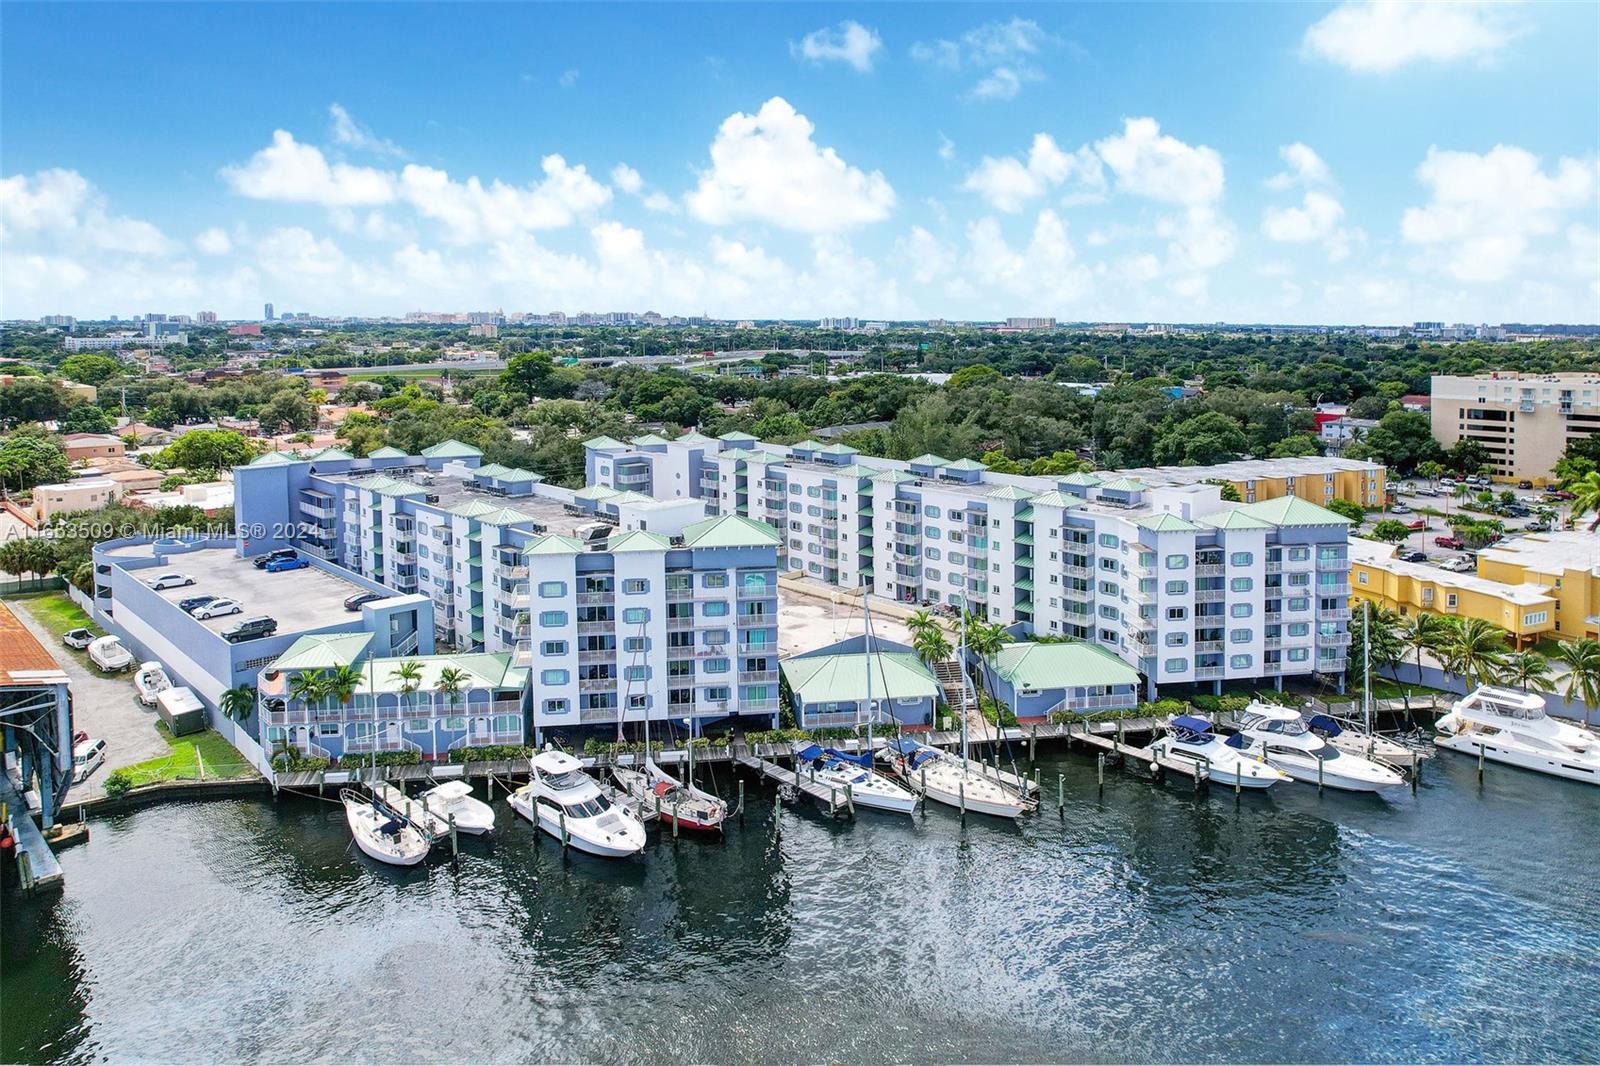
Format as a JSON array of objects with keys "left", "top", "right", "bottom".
[
  {"left": 793, "top": 743, "right": 917, "bottom": 814},
  {"left": 1149, "top": 715, "right": 1288, "bottom": 790}
]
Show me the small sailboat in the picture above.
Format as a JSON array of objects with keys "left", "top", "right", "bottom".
[
  {"left": 793, "top": 744, "right": 917, "bottom": 815},
  {"left": 1435, "top": 685, "right": 1600, "bottom": 786},
  {"left": 1149, "top": 715, "right": 1288, "bottom": 790},
  {"left": 882, "top": 737, "right": 1033, "bottom": 818},
  {"left": 134, "top": 661, "right": 171, "bottom": 707},
  {"left": 420, "top": 780, "right": 496, "bottom": 834},
  {"left": 1229, "top": 703, "right": 1405, "bottom": 792},
  {"left": 511, "top": 750, "right": 647, "bottom": 857},
  {"left": 342, "top": 788, "right": 430, "bottom": 866}
]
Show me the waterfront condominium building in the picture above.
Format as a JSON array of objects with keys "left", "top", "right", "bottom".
[
  {"left": 234, "top": 440, "right": 783, "bottom": 740},
  {"left": 585, "top": 434, "right": 1359, "bottom": 695},
  {"left": 1430, "top": 371, "right": 1600, "bottom": 481}
]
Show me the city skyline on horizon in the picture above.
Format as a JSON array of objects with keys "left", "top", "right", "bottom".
[{"left": 3, "top": 2, "right": 1597, "bottom": 325}]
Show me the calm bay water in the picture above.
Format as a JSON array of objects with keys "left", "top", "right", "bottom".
[{"left": 4, "top": 749, "right": 1599, "bottom": 1064}]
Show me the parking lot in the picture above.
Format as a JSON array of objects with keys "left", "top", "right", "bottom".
[
  {"left": 1381, "top": 478, "right": 1575, "bottom": 567},
  {"left": 129, "top": 547, "right": 373, "bottom": 636}
]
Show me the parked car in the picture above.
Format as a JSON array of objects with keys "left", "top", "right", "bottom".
[
  {"left": 179, "top": 594, "right": 219, "bottom": 614},
  {"left": 62, "top": 627, "right": 96, "bottom": 650},
  {"left": 1517, "top": 480, "right": 1535, "bottom": 490},
  {"left": 1440, "top": 556, "right": 1477, "bottom": 573},
  {"left": 88, "top": 635, "right": 134, "bottom": 671},
  {"left": 145, "top": 572, "right": 195, "bottom": 590},
  {"left": 252, "top": 548, "right": 299, "bottom": 570},
  {"left": 222, "top": 616, "right": 278, "bottom": 643},
  {"left": 1526, "top": 521, "right": 1552, "bottom": 532},
  {"left": 1398, "top": 550, "right": 1428, "bottom": 563},
  {"left": 1548, "top": 490, "right": 1576, "bottom": 501},
  {"left": 1435, "top": 535, "right": 1464, "bottom": 550},
  {"left": 72, "top": 737, "right": 107, "bottom": 784},
  {"left": 1390, "top": 504, "right": 1412, "bottom": 514},
  {"left": 193, "top": 598, "right": 243, "bottom": 620},
  {"left": 344, "top": 590, "right": 385, "bottom": 611},
  {"left": 263, "top": 557, "right": 309, "bottom": 573},
  {"left": 1404, "top": 518, "right": 1427, "bottom": 531},
  {"left": 1415, "top": 487, "right": 1440, "bottom": 498},
  {"left": 1439, "top": 478, "right": 1457, "bottom": 488}
]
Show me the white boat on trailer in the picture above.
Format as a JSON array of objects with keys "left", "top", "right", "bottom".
[
  {"left": 1435, "top": 685, "right": 1600, "bottom": 786},
  {"left": 342, "top": 789, "right": 431, "bottom": 866},
  {"left": 133, "top": 661, "right": 171, "bottom": 706},
  {"left": 420, "top": 780, "right": 496, "bottom": 835},
  {"left": 882, "top": 737, "right": 1032, "bottom": 819},
  {"left": 1149, "top": 715, "right": 1288, "bottom": 790},
  {"left": 793, "top": 743, "right": 917, "bottom": 815},
  {"left": 510, "top": 750, "right": 647, "bottom": 858},
  {"left": 1230, "top": 703, "right": 1405, "bottom": 792}
]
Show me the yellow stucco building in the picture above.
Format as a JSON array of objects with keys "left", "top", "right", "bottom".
[
  {"left": 1122, "top": 457, "right": 1386, "bottom": 509},
  {"left": 1477, "top": 532, "right": 1600, "bottom": 642},
  {"left": 1349, "top": 537, "right": 1558, "bottom": 646}
]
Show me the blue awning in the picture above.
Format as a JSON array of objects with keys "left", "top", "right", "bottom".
[
  {"left": 795, "top": 743, "right": 824, "bottom": 761},
  {"left": 1306, "top": 714, "right": 1344, "bottom": 736},
  {"left": 824, "top": 747, "right": 872, "bottom": 768},
  {"left": 1171, "top": 715, "right": 1213, "bottom": 734}
]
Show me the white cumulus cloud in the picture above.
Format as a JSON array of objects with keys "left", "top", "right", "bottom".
[
  {"left": 1261, "top": 143, "right": 1358, "bottom": 260},
  {"left": 194, "top": 227, "right": 233, "bottom": 255},
  {"left": 1096, "top": 117, "right": 1224, "bottom": 207},
  {"left": 397, "top": 155, "right": 612, "bottom": 243},
  {"left": 963, "top": 133, "right": 1105, "bottom": 212},
  {"left": 1302, "top": 1, "right": 1525, "bottom": 74},
  {"left": 686, "top": 97, "right": 895, "bottom": 232},
  {"left": 222, "top": 130, "right": 397, "bottom": 206},
  {"left": 912, "top": 17, "right": 1053, "bottom": 101},
  {"left": 791, "top": 20, "right": 883, "bottom": 72},
  {"left": 328, "top": 103, "right": 406, "bottom": 157},
  {"left": 0, "top": 168, "right": 175, "bottom": 255}
]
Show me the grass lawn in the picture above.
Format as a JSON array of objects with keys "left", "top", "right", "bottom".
[
  {"left": 112, "top": 723, "right": 258, "bottom": 788},
  {"left": 1529, "top": 637, "right": 1569, "bottom": 658},
  {"left": 10, "top": 589, "right": 97, "bottom": 639},
  {"left": 1352, "top": 677, "right": 1454, "bottom": 702}
]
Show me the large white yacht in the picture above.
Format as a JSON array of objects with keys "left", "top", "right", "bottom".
[
  {"left": 881, "top": 738, "right": 1033, "bottom": 819},
  {"left": 509, "top": 750, "right": 647, "bottom": 857},
  {"left": 794, "top": 744, "right": 917, "bottom": 815},
  {"left": 1435, "top": 686, "right": 1600, "bottom": 786},
  {"left": 1149, "top": 715, "right": 1289, "bottom": 790},
  {"left": 1229, "top": 703, "right": 1405, "bottom": 792}
]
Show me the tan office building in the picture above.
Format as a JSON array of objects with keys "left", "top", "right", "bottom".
[{"left": 1431, "top": 372, "right": 1600, "bottom": 481}]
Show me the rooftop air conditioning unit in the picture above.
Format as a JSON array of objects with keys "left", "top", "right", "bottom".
[{"left": 425, "top": 493, "right": 439, "bottom": 503}]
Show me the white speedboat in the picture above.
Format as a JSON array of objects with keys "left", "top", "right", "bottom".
[
  {"left": 88, "top": 635, "right": 134, "bottom": 672},
  {"left": 1435, "top": 686, "right": 1600, "bottom": 786},
  {"left": 133, "top": 661, "right": 171, "bottom": 707},
  {"left": 1230, "top": 704, "right": 1405, "bottom": 792},
  {"left": 612, "top": 757, "right": 726, "bottom": 833},
  {"left": 1149, "top": 715, "right": 1288, "bottom": 790},
  {"left": 882, "top": 738, "right": 1032, "bottom": 819},
  {"left": 510, "top": 750, "right": 646, "bottom": 858},
  {"left": 420, "top": 780, "right": 496, "bottom": 835},
  {"left": 793, "top": 744, "right": 917, "bottom": 815},
  {"left": 342, "top": 789, "right": 430, "bottom": 866}
]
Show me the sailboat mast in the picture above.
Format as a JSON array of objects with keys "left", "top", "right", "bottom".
[
  {"left": 1363, "top": 599, "right": 1372, "bottom": 736},
  {"left": 863, "top": 586, "right": 873, "bottom": 755},
  {"left": 959, "top": 608, "right": 970, "bottom": 769}
]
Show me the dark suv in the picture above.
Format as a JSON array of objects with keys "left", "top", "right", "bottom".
[
  {"left": 252, "top": 548, "right": 298, "bottom": 570},
  {"left": 222, "top": 616, "right": 278, "bottom": 643}
]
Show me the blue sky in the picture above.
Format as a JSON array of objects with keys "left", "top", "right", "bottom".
[{"left": 3, "top": 2, "right": 1596, "bottom": 323}]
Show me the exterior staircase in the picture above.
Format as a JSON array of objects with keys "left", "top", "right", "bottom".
[{"left": 931, "top": 659, "right": 994, "bottom": 740}]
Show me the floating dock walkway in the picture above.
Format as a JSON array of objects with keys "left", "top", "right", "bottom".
[{"left": 735, "top": 754, "right": 854, "bottom": 817}]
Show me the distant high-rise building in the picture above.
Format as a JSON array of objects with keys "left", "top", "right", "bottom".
[
  {"left": 818, "top": 317, "right": 857, "bottom": 329},
  {"left": 197, "top": 311, "right": 218, "bottom": 325},
  {"left": 41, "top": 315, "right": 76, "bottom": 330},
  {"left": 1005, "top": 317, "right": 1056, "bottom": 330},
  {"left": 264, "top": 303, "right": 275, "bottom": 321}
]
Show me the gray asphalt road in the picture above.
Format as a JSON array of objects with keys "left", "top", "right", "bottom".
[{"left": 10, "top": 599, "right": 171, "bottom": 801}]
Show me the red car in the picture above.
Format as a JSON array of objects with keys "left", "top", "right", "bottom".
[
  {"left": 1435, "top": 535, "right": 1464, "bottom": 550},
  {"left": 1405, "top": 518, "right": 1427, "bottom": 531}
]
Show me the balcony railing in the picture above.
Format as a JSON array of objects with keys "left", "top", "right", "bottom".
[
  {"left": 579, "top": 676, "right": 617, "bottom": 692},
  {"left": 738, "top": 642, "right": 775, "bottom": 655},
  {"left": 576, "top": 591, "right": 615, "bottom": 606},
  {"left": 578, "top": 648, "right": 615, "bottom": 664},
  {"left": 580, "top": 707, "right": 619, "bottom": 724},
  {"left": 738, "top": 669, "right": 779, "bottom": 684},
  {"left": 666, "top": 616, "right": 695, "bottom": 631},
  {"left": 1318, "top": 608, "right": 1352, "bottom": 621},
  {"left": 576, "top": 620, "right": 614, "bottom": 635},
  {"left": 736, "top": 584, "right": 774, "bottom": 600}
]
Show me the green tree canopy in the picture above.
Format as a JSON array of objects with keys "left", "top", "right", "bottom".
[
  {"left": 154, "top": 429, "right": 259, "bottom": 474},
  {"left": 0, "top": 434, "right": 72, "bottom": 490}
]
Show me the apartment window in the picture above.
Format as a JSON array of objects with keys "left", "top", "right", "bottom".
[
  {"left": 927, "top": 568, "right": 942, "bottom": 581},
  {"left": 1166, "top": 607, "right": 1188, "bottom": 621},
  {"left": 1287, "top": 648, "right": 1310, "bottom": 662},
  {"left": 705, "top": 629, "right": 731, "bottom": 645},
  {"left": 1288, "top": 622, "right": 1311, "bottom": 636},
  {"left": 1288, "top": 597, "right": 1310, "bottom": 612},
  {"left": 622, "top": 578, "right": 649, "bottom": 595},
  {"left": 665, "top": 574, "right": 691, "bottom": 593},
  {"left": 703, "top": 601, "right": 729, "bottom": 617},
  {"left": 539, "top": 611, "right": 568, "bottom": 627},
  {"left": 1357, "top": 572, "right": 1369, "bottom": 585},
  {"left": 1288, "top": 573, "right": 1310, "bottom": 587},
  {"left": 622, "top": 607, "right": 649, "bottom": 624},
  {"left": 925, "top": 527, "right": 942, "bottom": 540},
  {"left": 540, "top": 669, "right": 569, "bottom": 685},
  {"left": 1165, "top": 632, "right": 1187, "bottom": 646},
  {"left": 1230, "top": 604, "right": 1253, "bottom": 618},
  {"left": 1099, "top": 605, "right": 1120, "bottom": 620},
  {"left": 925, "top": 505, "right": 941, "bottom": 518},
  {"left": 1230, "top": 628, "right": 1252, "bottom": 644},
  {"left": 539, "top": 581, "right": 566, "bottom": 598},
  {"left": 1100, "top": 534, "right": 1120, "bottom": 549},
  {"left": 1230, "top": 552, "right": 1253, "bottom": 567},
  {"left": 1288, "top": 546, "right": 1310, "bottom": 562},
  {"left": 1164, "top": 658, "right": 1188, "bottom": 672},
  {"left": 703, "top": 573, "right": 728, "bottom": 588},
  {"left": 1524, "top": 611, "right": 1549, "bottom": 625},
  {"left": 926, "top": 547, "right": 942, "bottom": 561},
  {"left": 1165, "top": 580, "right": 1188, "bottom": 594},
  {"left": 1229, "top": 654, "right": 1253, "bottom": 670},
  {"left": 624, "top": 665, "right": 648, "bottom": 682},
  {"left": 948, "top": 551, "right": 964, "bottom": 566},
  {"left": 623, "top": 636, "right": 647, "bottom": 653},
  {"left": 1446, "top": 594, "right": 1458, "bottom": 608},
  {"left": 540, "top": 640, "right": 568, "bottom": 656},
  {"left": 1230, "top": 577, "right": 1253, "bottom": 592},
  {"left": 704, "top": 658, "right": 729, "bottom": 673}
]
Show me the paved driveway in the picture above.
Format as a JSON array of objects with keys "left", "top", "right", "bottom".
[{"left": 10, "top": 599, "right": 171, "bottom": 801}]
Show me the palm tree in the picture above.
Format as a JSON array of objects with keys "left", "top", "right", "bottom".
[
  {"left": 1500, "top": 651, "right": 1553, "bottom": 694},
  {"left": 1553, "top": 638, "right": 1600, "bottom": 710},
  {"left": 1436, "top": 618, "right": 1509, "bottom": 691},
  {"left": 1565, "top": 470, "right": 1600, "bottom": 531},
  {"left": 0, "top": 540, "right": 26, "bottom": 589},
  {"left": 219, "top": 684, "right": 256, "bottom": 724},
  {"left": 1401, "top": 613, "right": 1447, "bottom": 685},
  {"left": 910, "top": 625, "right": 953, "bottom": 667},
  {"left": 289, "top": 668, "right": 328, "bottom": 716},
  {"left": 962, "top": 613, "right": 1008, "bottom": 723},
  {"left": 23, "top": 538, "right": 57, "bottom": 590},
  {"left": 1351, "top": 605, "right": 1404, "bottom": 682},
  {"left": 390, "top": 659, "right": 424, "bottom": 754},
  {"left": 434, "top": 665, "right": 469, "bottom": 760},
  {"left": 324, "top": 663, "right": 364, "bottom": 707},
  {"left": 71, "top": 561, "right": 95, "bottom": 595}
]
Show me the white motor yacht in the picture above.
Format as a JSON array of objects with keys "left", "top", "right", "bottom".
[
  {"left": 342, "top": 789, "right": 431, "bottom": 866},
  {"left": 420, "top": 780, "right": 496, "bottom": 835},
  {"left": 133, "top": 662, "right": 171, "bottom": 707},
  {"left": 1435, "top": 686, "right": 1600, "bottom": 786},
  {"left": 1230, "top": 704, "right": 1405, "bottom": 792},
  {"left": 1149, "top": 715, "right": 1288, "bottom": 790},
  {"left": 882, "top": 738, "right": 1032, "bottom": 819},
  {"left": 510, "top": 750, "right": 647, "bottom": 857},
  {"left": 793, "top": 744, "right": 917, "bottom": 815}
]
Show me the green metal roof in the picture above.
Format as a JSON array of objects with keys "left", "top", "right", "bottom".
[
  {"left": 781, "top": 651, "right": 939, "bottom": 704},
  {"left": 446, "top": 499, "right": 503, "bottom": 519},
  {"left": 269, "top": 632, "right": 374, "bottom": 671},
  {"left": 717, "top": 431, "right": 759, "bottom": 442},
  {"left": 571, "top": 484, "right": 620, "bottom": 502},
  {"left": 681, "top": 513, "right": 782, "bottom": 548},
  {"left": 1200, "top": 508, "right": 1278, "bottom": 531},
  {"left": 674, "top": 431, "right": 715, "bottom": 444},
  {"left": 987, "top": 485, "right": 1036, "bottom": 501},
  {"left": 907, "top": 453, "right": 949, "bottom": 467},
  {"left": 630, "top": 433, "right": 670, "bottom": 446},
  {"left": 830, "top": 463, "right": 877, "bottom": 478},
  {"left": 1029, "top": 490, "right": 1084, "bottom": 509},
  {"left": 311, "top": 446, "right": 354, "bottom": 461},
  {"left": 1014, "top": 577, "right": 1035, "bottom": 591},
  {"left": 607, "top": 529, "right": 674, "bottom": 553},
  {"left": 1058, "top": 472, "right": 1102, "bottom": 487},
  {"left": 366, "top": 446, "right": 408, "bottom": 459},
  {"left": 525, "top": 533, "right": 587, "bottom": 556},
  {"left": 248, "top": 450, "right": 303, "bottom": 467},
  {"left": 1014, "top": 507, "right": 1036, "bottom": 522},
  {"left": 790, "top": 439, "right": 825, "bottom": 451},
  {"left": 583, "top": 435, "right": 629, "bottom": 450},
  {"left": 420, "top": 439, "right": 483, "bottom": 459},
  {"left": 1136, "top": 512, "right": 1202, "bottom": 533},
  {"left": 817, "top": 442, "right": 859, "bottom": 456},
  {"left": 499, "top": 467, "right": 540, "bottom": 482},
  {"left": 474, "top": 507, "right": 536, "bottom": 526},
  {"left": 473, "top": 463, "right": 513, "bottom": 478},
  {"left": 357, "top": 475, "right": 427, "bottom": 498},
  {"left": 1097, "top": 476, "right": 1147, "bottom": 492},
  {"left": 467, "top": 580, "right": 484, "bottom": 593},
  {"left": 1237, "top": 495, "right": 1353, "bottom": 527},
  {"left": 987, "top": 641, "right": 1139, "bottom": 691},
  {"left": 871, "top": 469, "right": 916, "bottom": 484},
  {"left": 944, "top": 457, "right": 987, "bottom": 472}
]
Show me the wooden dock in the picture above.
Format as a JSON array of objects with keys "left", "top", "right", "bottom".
[{"left": 735, "top": 755, "right": 853, "bottom": 817}]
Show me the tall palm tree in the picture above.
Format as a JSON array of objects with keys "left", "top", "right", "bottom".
[
  {"left": 1500, "top": 651, "right": 1553, "bottom": 694},
  {"left": 390, "top": 659, "right": 424, "bottom": 753},
  {"left": 289, "top": 669, "right": 328, "bottom": 716},
  {"left": 1436, "top": 618, "right": 1509, "bottom": 691},
  {"left": 910, "top": 625, "right": 953, "bottom": 667},
  {"left": 435, "top": 665, "right": 469, "bottom": 761},
  {"left": 1553, "top": 638, "right": 1600, "bottom": 710},
  {"left": 1351, "top": 605, "right": 1404, "bottom": 682},
  {"left": 1565, "top": 470, "right": 1600, "bottom": 531},
  {"left": 324, "top": 663, "right": 364, "bottom": 707},
  {"left": 1401, "top": 613, "right": 1447, "bottom": 685},
  {"left": 0, "top": 540, "right": 26, "bottom": 589},
  {"left": 962, "top": 613, "right": 1008, "bottom": 721},
  {"left": 219, "top": 684, "right": 256, "bottom": 724},
  {"left": 23, "top": 538, "right": 57, "bottom": 590}
]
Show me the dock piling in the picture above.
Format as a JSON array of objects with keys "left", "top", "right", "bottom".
[
  {"left": 738, "top": 779, "right": 745, "bottom": 824},
  {"left": 1317, "top": 756, "right": 1324, "bottom": 795},
  {"left": 844, "top": 782, "right": 855, "bottom": 818},
  {"left": 919, "top": 766, "right": 927, "bottom": 816},
  {"left": 559, "top": 808, "right": 569, "bottom": 849},
  {"left": 1029, "top": 725, "right": 1037, "bottom": 762},
  {"left": 958, "top": 781, "right": 966, "bottom": 820},
  {"left": 673, "top": 799, "right": 681, "bottom": 839},
  {"left": 1057, "top": 772, "right": 1065, "bottom": 817},
  {"left": 448, "top": 813, "right": 458, "bottom": 862},
  {"left": 1096, "top": 754, "right": 1105, "bottom": 791},
  {"left": 1477, "top": 742, "right": 1485, "bottom": 784}
]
